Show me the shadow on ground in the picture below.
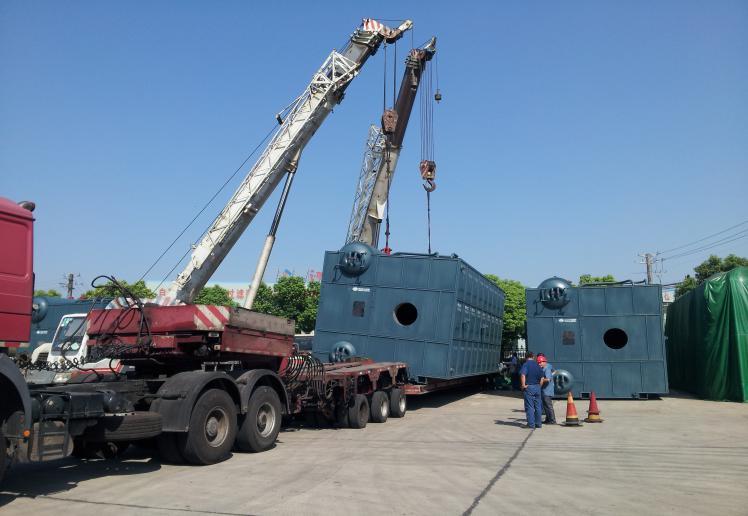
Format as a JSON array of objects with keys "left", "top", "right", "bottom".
[
  {"left": 0, "top": 446, "right": 162, "bottom": 508},
  {"left": 482, "top": 389, "right": 524, "bottom": 399},
  {"left": 281, "top": 386, "right": 489, "bottom": 432},
  {"left": 494, "top": 418, "right": 527, "bottom": 428},
  {"left": 655, "top": 390, "right": 694, "bottom": 400},
  {"left": 408, "top": 386, "right": 486, "bottom": 410}
]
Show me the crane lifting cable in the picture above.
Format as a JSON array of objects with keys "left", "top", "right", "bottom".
[
  {"left": 382, "top": 38, "right": 397, "bottom": 255},
  {"left": 345, "top": 37, "right": 437, "bottom": 249},
  {"left": 419, "top": 47, "right": 438, "bottom": 253}
]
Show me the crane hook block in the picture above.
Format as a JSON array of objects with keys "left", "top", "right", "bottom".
[
  {"left": 419, "top": 160, "right": 436, "bottom": 180},
  {"left": 434, "top": 89, "right": 442, "bottom": 103},
  {"left": 382, "top": 109, "right": 398, "bottom": 134}
]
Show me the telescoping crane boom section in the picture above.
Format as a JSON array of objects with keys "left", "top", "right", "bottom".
[
  {"left": 345, "top": 37, "right": 436, "bottom": 247},
  {"left": 167, "top": 19, "right": 412, "bottom": 304}
]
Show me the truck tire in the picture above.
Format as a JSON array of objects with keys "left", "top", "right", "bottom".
[
  {"left": 83, "top": 412, "right": 162, "bottom": 442},
  {"left": 389, "top": 388, "right": 406, "bottom": 418},
  {"left": 348, "top": 394, "right": 369, "bottom": 429},
  {"left": 178, "top": 389, "right": 237, "bottom": 465},
  {"left": 235, "top": 386, "right": 281, "bottom": 453},
  {"left": 157, "top": 432, "right": 185, "bottom": 464},
  {"left": 370, "top": 391, "right": 389, "bottom": 423}
]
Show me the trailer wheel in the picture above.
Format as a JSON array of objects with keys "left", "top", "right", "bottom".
[
  {"left": 370, "top": 391, "right": 389, "bottom": 423},
  {"left": 389, "top": 388, "right": 406, "bottom": 418},
  {"left": 236, "top": 386, "right": 281, "bottom": 453},
  {"left": 178, "top": 389, "right": 237, "bottom": 465},
  {"left": 348, "top": 394, "right": 369, "bottom": 429},
  {"left": 157, "top": 432, "right": 185, "bottom": 464}
]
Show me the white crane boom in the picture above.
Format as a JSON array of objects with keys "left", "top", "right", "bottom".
[{"left": 167, "top": 19, "right": 412, "bottom": 304}]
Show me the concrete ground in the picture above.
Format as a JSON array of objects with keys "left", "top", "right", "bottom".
[{"left": 2, "top": 389, "right": 747, "bottom": 516}]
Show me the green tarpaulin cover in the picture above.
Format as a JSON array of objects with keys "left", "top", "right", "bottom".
[{"left": 665, "top": 266, "right": 748, "bottom": 402}]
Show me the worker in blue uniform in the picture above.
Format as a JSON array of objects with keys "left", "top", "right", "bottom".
[
  {"left": 537, "top": 353, "right": 556, "bottom": 424},
  {"left": 520, "top": 352, "right": 546, "bottom": 429}
]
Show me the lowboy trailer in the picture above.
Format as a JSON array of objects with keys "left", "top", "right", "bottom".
[{"left": 0, "top": 303, "right": 409, "bottom": 481}]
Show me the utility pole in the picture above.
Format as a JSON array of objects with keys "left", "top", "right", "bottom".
[
  {"left": 65, "top": 273, "right": 75, "bottom": 298},
  {"left": 638, "top": 253, "right": 657, "bottom": 284},
  {"left": 645, "top": 253, "right": 654, "bottom": 284},
  {"left": 59, "top": 273, "right": 80, "bottom": 299}
]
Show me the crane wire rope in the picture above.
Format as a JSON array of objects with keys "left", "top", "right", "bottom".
[
  {"left": 142, "top": 123, "right": 279, "bottom": 292},
  {"left": 393, "top": 41, "right": 397, "bottom": 107},
  {"left": 420, "top": 54, "right": 436, "bottom": 253},
  {"left": 435, "top": 49, "right": 440, "bottom": 96},
  {"left": 426, "top": 179, "right": 432, "bottom": 253},
  {"left": 383, "top": 141, "right": 392, "bottom": 253},
  {"left": 383, "top": 43, "right": 387, "bottom": 112},
  {"left": 382, "top": 40, "right": 396, "bottom": 253}
]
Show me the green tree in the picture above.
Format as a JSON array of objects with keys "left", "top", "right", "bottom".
[
  {"left": 675, "top": 274, "right": 698, "bottom": 298},
  {"left": 251, "top": 282, "right": 276, "bottom": 315},
  {"left": 579, "top": 274, "right": 616, "bottom": 285},
  {"left": 297, "top": 281, "right": 320, "bottom": 333},
  {"left": 83, "top": 279, "right": 155, "bottom": 299},
  {"left": 722, "top": 254, "right": 748, "bottom": 271},
  {"left": 676, "top": 254, "right": 748, "bottom": 298},
  {"left": 694, "top": 254, "right": 748, "bottom": 282},
  {"left": 194, "top": 285, "right": 235, "bottom": 306},
  {"left": 248, "top": 277, "right": 321, "bottom": 333},
  {"left": 485, "top": 275, "right": 526, "bottom": 346},
  {"left": 34, "top": 289, "right": 61, "bottom": 297},
  {"left": 272, "top": 276, "right": 308, "bottom": 321}
]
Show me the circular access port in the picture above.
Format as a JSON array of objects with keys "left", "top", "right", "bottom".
[
  {"left": 603, "top": 328, "right": 628, "bottom": 349},
  {"left": 394, "top": 303, "right": 418, "bottom": 326}
]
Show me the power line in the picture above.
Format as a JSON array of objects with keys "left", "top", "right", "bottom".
[
  {"left": 659, "top": 220, "right": 748, "bottom": 256},
  {"left": 661, "top": 231, "right": 748, "bottom": 263}
]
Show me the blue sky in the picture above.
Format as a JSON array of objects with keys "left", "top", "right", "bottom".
[{"left": 2, "top": 1, "right": 746, "bottom": 295}]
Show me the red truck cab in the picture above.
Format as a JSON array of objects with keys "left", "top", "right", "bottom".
[{"left": 0, "top": 198, "right": 35, "bottom": 352}]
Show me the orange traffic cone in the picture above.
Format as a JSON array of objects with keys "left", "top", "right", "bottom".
[
  {"left": 585, "top": 391, "right": 603, "bottom": 423},
  {"left": 562, "top": 391, "right": 582, "bottom": 427}
]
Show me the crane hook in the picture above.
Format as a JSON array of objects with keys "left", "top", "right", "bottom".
[
  {"left": 423, "top": 179, "right": 436, "bottom": 192},
  {"left": 419, "top": 160, "right": 436, "bottom": 179}
]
